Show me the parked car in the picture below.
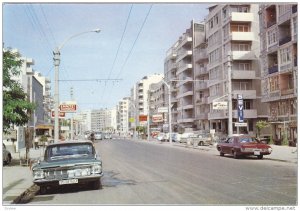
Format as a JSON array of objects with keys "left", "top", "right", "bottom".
[
  {"left": 3, "top": 143, "right": 12, "bottom": 165},
  {"left": 32, "top": 140, "right": 103, "bottom": 194},
  {"left": 179, "top": 133, "right": 197, "bottom": 143},
  {"left": 216, "top": 134, "right": 272, "bottom": 159},
  {"left": 194, "top": 133, "right": 213, "bottom": 146},
  {"left": 103, "top": 133, "right": 112, "bottom": 139},
  {"left": 156, "top": 133, "right": 166, "bottom": 142},
  {"left": 94, "top": 132, "right": 102, "bottom": 140}
]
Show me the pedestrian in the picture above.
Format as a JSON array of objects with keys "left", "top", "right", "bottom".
[{"left": 34, "top": 136, "right": 39, "bottom": 149}]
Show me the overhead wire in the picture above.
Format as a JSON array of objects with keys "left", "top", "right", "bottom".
[{"left": 99, "top": 4, "right": 133, "bottom": 104}]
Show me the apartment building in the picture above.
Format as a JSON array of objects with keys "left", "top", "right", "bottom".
[
  {"left": 148, "top": 81, "right": 166, "bottom": 133},
  {"left": 131, "top": 74, "right": 164, "bottom": 126},
  {"left": 164, "top": 21, "right": 206, "bottom": 131},
  {"left": 117, "top": 97, "right": 130, "bottom": 134},
  {"left": 259, "top": 4, "right": 298, "bottom": 142},
  {"left": 204, "top": 4, "right": 267, "bottom": 136}
]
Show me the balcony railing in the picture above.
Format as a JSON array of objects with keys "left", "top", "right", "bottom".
[
  {"left": 268, "top": 65, "right": 278, "bottom": 74},
  {"left": 267, "top": 20, "right": 276, "bottom": 28},
  {"left": 279, "top": 36, "right": 292, "bottom": 46}
]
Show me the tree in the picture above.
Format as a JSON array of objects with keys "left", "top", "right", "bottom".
[
  {"left": 3, "top": 49, "right": 35, "bottom": 133},
  {"left": 256, "top": 120, "right": 270, "bottom": 137}
]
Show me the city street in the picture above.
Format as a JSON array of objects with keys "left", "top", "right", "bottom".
[{"left": 27, "top": 138, "right": 297, "bottom": 205}]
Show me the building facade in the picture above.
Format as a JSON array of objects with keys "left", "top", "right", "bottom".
[
  {"left": 117, "top": 97, "right": 130, "bottom": 134},
  {"left": 259, "top": 4, "right": 298, "bottom": 143}
]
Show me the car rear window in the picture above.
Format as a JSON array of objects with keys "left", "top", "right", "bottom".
[{"left": 239, "top": 137, "right": 256, "bottom": 143}]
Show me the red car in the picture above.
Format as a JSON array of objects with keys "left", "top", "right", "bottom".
[{"left": 216, "top": 135, "right": 272, "bottom": 159}]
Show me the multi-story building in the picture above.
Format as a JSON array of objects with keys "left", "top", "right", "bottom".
[
  {"left": 148, "top": 81, "right": 166, "bottom": 133},
  {"left": 259, "top": 4, "right": 298, "bottom": 142},
  {"left": 117, "top": 97, "right": 130, "bottom": 134},
  {"left": 164, "top": 21, "right": 206, "bottom": 131},
  {"left": 131, "top": 74, "right": 164, "bottom": 126},
  {"left": 205, "top": 4, "right": 266, "bottom": 136}
]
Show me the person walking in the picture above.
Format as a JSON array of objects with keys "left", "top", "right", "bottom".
[{"left": 34, "top": 136, "right": 39, "bottom": 149}]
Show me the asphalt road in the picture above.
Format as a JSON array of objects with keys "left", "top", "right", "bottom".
[{"left": 28, "top": 139, "right": 297, "bottom": 205}]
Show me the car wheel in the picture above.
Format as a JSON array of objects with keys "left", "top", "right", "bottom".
[
  {"left": 198, "top": 141, "right": 204, "bottom": 146},
  {"left": 39, "top": 186, "right": 47, "bottom": 195},
  {"left": 91, "top": 179, "right": 102, "bottom": 190},
  {"left": 257, "top": 155, "right": 263, "bottom": 159},
  {"left": 233, "top": 151, "right": 239, "bottom": 159},
  {"left": 7, "top": 154, "right": 12, "bottom": 164},
  {"left": 219, "top": 151, "right": 224, "bottom": 156}
]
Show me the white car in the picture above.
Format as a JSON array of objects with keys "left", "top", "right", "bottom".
[{"left": 94, "top": 132, "right": 102, "bottom": 140}]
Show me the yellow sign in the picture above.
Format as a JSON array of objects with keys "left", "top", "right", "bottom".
[{"left": 129, "top": 117, "right": 135, "bottom": 123}]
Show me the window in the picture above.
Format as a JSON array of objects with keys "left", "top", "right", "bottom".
[
  {"left": 231, "top": 24, "right": 249, "bottom": 32},
  {"left": 232, "top": 43, "right": 250, "bottom": 51},
  {"left": 267, "top": 29, "right": 278, "bottom": 46},
  {"left": 269, "top": 76, "right": 279, "bottom": 92},
  {"left": 223, "top": 8, "right": 227, "bottom": 19},
  {"left": 280, "top": 47, "right": 292, "bottom": 64}
]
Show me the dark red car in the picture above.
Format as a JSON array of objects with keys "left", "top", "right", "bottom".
[{"left": 216, "top": 135, "right": 272, "bottom": 159}]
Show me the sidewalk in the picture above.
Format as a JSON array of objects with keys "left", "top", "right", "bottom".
[
  {"left": 2, "top": 147, "right": 44, "bottom": 204},
  {"left": 2, "top": 141, "right": 298, "bottom": 205}
]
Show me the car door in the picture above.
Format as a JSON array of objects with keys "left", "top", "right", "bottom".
[{"left": 223, "top": 137, "right": 234, "bottom": 154}]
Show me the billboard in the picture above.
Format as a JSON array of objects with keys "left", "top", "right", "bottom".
[
  {"left": 213, "top": 102, "right": 228, "bottom": 110},
  {"left": 152, "top": 114, "right": 164, "bottom": 123},
  {"left": 139, "top": 115, "right": 147, "bottom": 122},
  {"left": 237, "top": 94, "right": 244, "bottom": 123},
  {"left": 51, "top": 110, "right": 66, "bottom": 118},
  {"left": 59, "top": 101, "right": 77, "bottom": 113}
]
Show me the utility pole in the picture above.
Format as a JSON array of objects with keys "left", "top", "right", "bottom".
[
  {"left": 227, "top": 52, "right": 233, "bottom": 136},
  {"left": 70, "top": 87, "right": 74, "bottom": 140}
]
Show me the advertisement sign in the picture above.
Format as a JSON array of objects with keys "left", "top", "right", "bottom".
[
  {"left": 158, "top": 107, "right": 168, "bottom": 113},
  {"left": 51, "top": 110, "right": 66, "bottom": 118},
  {"left": 237, "top": 94, "right": 244, "bottom": 123},
  {"left": 152, "top": 114, "right": 164, "bottom": 123},
  {"left": 129, "top": 117, "right": 135, "bottom": 123},
  {"left": 139, "top": 115, "right": 147, "bottom": 122},
  {"left": 235, "top": 122, "right": 247, "bottom": 127},
  {"left": 213, "top": 102, "right": 228, "bottom": 110},
  {"left": 59, "top": 101, "right": 77, "bottom": 113}
]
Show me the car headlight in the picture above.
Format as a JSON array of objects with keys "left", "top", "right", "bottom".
[
  {"left": 91, "top": 164, "right": 102, "bottom": 174},
  {"left": 33, "top": 170, "right": 44, "bottom": 179}
]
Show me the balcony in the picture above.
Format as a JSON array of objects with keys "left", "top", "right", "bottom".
[
  {"left": 178, "top": 35, "right": 192, "bottom": 49},
  {"left": 196, "top": 97, "right": 208, "bottom": 105},
  {"left": 233, "top": 109, "right": 257, "bottom": 119},
  {"left": 281, "top": 88, "right": 294, "bottom": 96},
  {"left": 232, "top": 90, "right": 257, "bottom": 99},
  {"left": 231, "top": 51, "right": 256, "bottom": 60},
  {"left": 195, "top": 81, "right": 208, "bottom": 91},
  {"left": 229, "top": 12, "right": 254, "bottom": 22},
  {"left": 231, "top": 70, "right": 256, "bottom": 79},
  {"left": 194, "top": 48, "right": 208, "bottom": 62},
  {"left": 195, "top": 66, "right": 208, "bottom": 77},
  {"left": 195, "top": 113, "right": 208, "bottom": 120},
  {"left": 177, "top": 63, "right": 192, "bottom": 74},
  {"left": 268, "top": 65, "right": 278, "bottom": 74},
  {"left": 208, "top": 110, "right": 228, "bottom": 120},
  {"left": 261, "top": 90, "right": 281, "bottom": 102},
  {"left": 279, "top": 36, "right": 292, "bottom": 46},
  {"left": 177, "top": 91, "right": 193, "bottom": 99},
  {"left": 178, "top": 118, "right": 194, "bottom": 123},
  {"left": 176, "top": 50, "right": 192, "bottom": 62},
  {"left": 267, "top": 20, "right": 276, "bottom": 28},
  {"left": 231, "top": 32, "right": 255, "bottom": 41}
]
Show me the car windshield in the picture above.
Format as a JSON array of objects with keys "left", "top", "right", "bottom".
[
  {"left": 239, "top": 137, "right": 256, "bottom": 143},
  {"left": 46, "top": 143, "right": 94, "bottom": 161}
]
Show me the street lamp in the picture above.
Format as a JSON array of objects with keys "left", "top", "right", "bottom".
[
  {"left": 162, "top": 79, "right": 172, "bottom": 144},
  {"left": 53, "top": 29, "right": 101, "bottom": 142}
]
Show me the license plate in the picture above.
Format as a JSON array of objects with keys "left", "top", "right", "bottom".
[
  {"left": 254, "top": 150, "right": 261, "bottom": 155},
  {"left": 59, "top": 179, "right": 78, "bottom": 185}
]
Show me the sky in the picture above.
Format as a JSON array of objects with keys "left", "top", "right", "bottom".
[{"left": 3, "top": 2, "right": 210, "bottom": 112}]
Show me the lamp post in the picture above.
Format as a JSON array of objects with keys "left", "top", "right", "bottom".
[
  {"left": 162, "top": 79, "right": 172, "bottom": 144},
  {"left": 53, "top": 29, "right": 101, "bottom": 142}
]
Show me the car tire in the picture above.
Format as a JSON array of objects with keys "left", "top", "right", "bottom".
[
  {"left": 39, "top": 186, "right": 47, "bottom": 195},
  {"left": 219, "top": 151, "right": 224, "bottom": 156},
  {"left": 257, "top": 155, "right": 263, "bottom": 159},
  {"left": 233, "top": 151, "right": 239, "bottom": 159},
  {"left": 91, "top": 179, "right": 102, "bottom": 190},
  {"left": 198, "top": 141, "right": 204, "bottom": 146},
  {"left": 7, "top": 154, "right": 12, "bottom": 164}
]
